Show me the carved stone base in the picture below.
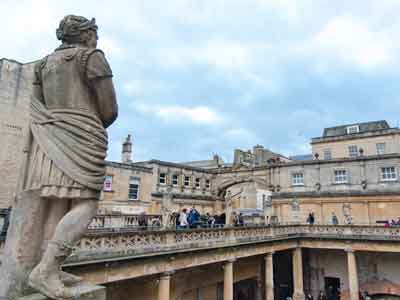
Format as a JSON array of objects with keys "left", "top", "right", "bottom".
[{"left": 17, "top": 284, "right": 106, "bottom": 300}]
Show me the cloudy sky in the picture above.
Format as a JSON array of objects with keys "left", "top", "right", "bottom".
[{"left": 2, "top": 0, "right": 400, "bottom": 163}]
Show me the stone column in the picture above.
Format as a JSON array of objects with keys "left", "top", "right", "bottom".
[
  {"left": 158, "top": 272, "right": 172, "bottom": 300},
  {"left": 224, "top": 259, "right": 235, "bottom": 300},
  {"left": 346, "top": 249, "right": 359, "bottom": 300},
  {"left": 265, "top": 252, "right": 274, "bottom": 300},
  {"left": 292, "top": 247, "right": 305, "bottom": 300}
]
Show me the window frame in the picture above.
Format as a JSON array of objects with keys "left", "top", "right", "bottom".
[
  {"left": 205, "top": 179, "right": 211, "bottom": 189},
  {"left": 376, "top": 143, "right": 386, "bottom": 155},
  {"left": 291, "top": 172, "right": 304, "bottom": 186},
  {"left": 347, "top": 125, "right": 359, "bottom": 134},
  {"left": 195, "top": 178, "right": 201, "bottom": 189},
  {"left": 380, "top": 166, "right": 397, "bottom": 182},
  {"left": 159, "top": 173, "right": 166, "bottom": 185},
  {"left": 184, "top": 175, "right": 191, "bottom": 187},
  {"left": 128, "top": 177, "right": 140, "bottom": 200},
  {"left": 172, "top": 174, "right": 179, "bottom": 186},
  {"left": 348, "top": 145, "right": 358, "bottom": 158},
  {"left": 323, "top": 149, "right": 332, "bottom": 160},
  {"left": 103, "top": 175, "right": 113, "bottom": 192},
  {"left": 334, "top": 169, "right": 348, "bottom": 184}
]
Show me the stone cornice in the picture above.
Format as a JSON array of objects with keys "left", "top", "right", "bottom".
[
  {"left": 151, "top": 192, "right": 219, "bottom": 202},
  {"left": 106, "top": 161, "right": 153, "bottom": 173},
  {"left": 271, "top": 190, "right": 400, "bottom": 199}
]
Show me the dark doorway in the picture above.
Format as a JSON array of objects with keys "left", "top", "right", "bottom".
[
  {"left": 234, "top": 278, "right": 256, "bottom": 300},
  {"left": 274, "top": 250, "right": 294, "bottom": 300},
  {"left": 325, "top": 277, "right": 340, "bottom": 300}
]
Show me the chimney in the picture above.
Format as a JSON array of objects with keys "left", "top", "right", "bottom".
[{"left": 122, "top": 134, "right": 132, "bottom": 163}]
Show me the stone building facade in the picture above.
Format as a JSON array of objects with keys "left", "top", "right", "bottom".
[{"left": 0, "top": 59, "right": 34, "bottom": 208}]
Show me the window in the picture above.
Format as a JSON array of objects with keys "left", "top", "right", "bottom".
[
  {"left": 381, "top": 167, "right": 397, "bottom": 181},
  {"left": 347, "top": 125, "right": 359, "bottom": 134},
  {"left": 172, "top": 174, "right": 179, "bottom": 186},
  {"left": 195, "top": 178, "right": 201, "bottom": 189},
  {"left": 128, "top": 177, "right": 140, "bottom": 200},
  {"left": 103, "top": 175, "right": 113, "bottom": 191},
  {"left": 159, "top": 173, "right": 166, "bottom": 185},
  {"left": 292, "top": 173, "right": 304, "bottom": 186},
  {"left": 348, "top": 145, "right": 358, "bottom": 158},
  {"left": 376, "top": 143, "right": 386, "bottom": 155},
  {"left": 334, "top": 170, "right": 348, "bottom": 184},
  {"left": 184, "top": 176, "right": 190, "bottom": 187},
  {"left": 323, "top": 149, "right": 332, "bottom": 160},
  {"left": 205, "top": 179, "right": 210, "bottom": 189}
]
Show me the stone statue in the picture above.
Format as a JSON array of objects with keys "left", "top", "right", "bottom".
[
  {"left": 225, "top": 190, "right": 233, "bottom": 208},
  {"left": 263, "top": 194, "right": 272, "bottom": 209},
  {"left": 291, "top": 198, "right": 300, "bottom": 211},
  {"left": 342, "top": 203, "right": 353, "bottom": 225},
  {"left": 161, "top": 187, "right": 174, "bottom": 228},
  {"left": 0, "top": 15, "right": 117, "bottom": 299},
  {"left": 291, "top": 197, "right": 300, "bottom": 224}
]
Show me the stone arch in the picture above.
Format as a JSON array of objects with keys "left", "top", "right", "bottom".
[{"left": 214, "top": 176, "right": 268, "bottom": 198}]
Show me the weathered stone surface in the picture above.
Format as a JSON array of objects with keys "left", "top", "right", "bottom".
[
  {"left": 0, "top": 59, "right": 34, "bottom": 209},
  {"left": 18, "top": 284, "right": 106, "bottom": 300}
]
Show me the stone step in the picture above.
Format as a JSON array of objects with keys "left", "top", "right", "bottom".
[{"left": 18, "top": 284, "right": 106, "bottom": 300}]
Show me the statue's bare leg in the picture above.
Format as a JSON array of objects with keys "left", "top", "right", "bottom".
[
  {"left": 42, "top": 200, "right": 82, "bottom": 285},
  {"left": 29, "top": 199, "right": 97, "bottom": 299}
]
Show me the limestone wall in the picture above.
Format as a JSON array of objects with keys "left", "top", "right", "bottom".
[
  {"left": 0, "top": 59, "right": 34, "bottom": 208},
  {"left": 272, "top": 194, "right": 400, "bottom": 225},
  {"left": 312, "top": 133, "right": 400, "bottom": 160},
  {"left": 101, "top": 163, "right": 154, "bottom": 214}
]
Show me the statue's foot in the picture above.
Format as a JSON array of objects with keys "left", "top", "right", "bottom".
[
  {"left": 59, "top": 271, "right": 82, "bottom": 286},
  {"left": 28, "top": 265, "right": 75, "bottom": 299}
]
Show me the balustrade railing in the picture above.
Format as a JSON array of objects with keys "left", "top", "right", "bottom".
[
  {"left": 1, "top": 225, "right": 399, "bottom": 261},
  {"left": 70, "top": 225, "right": 400, "bottom": 261},
  {"left": 88, "top": 214, "right": 162, "bottom": 230}
]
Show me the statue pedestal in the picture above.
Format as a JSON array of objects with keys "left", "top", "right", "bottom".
[{"left": 18, "top": 284, "right": 106, "bottom": 300}]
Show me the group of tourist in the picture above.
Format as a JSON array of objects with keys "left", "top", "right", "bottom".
[
  {"left": 174, "top": 208, "right": 229, "bottom": 229},
  {"left": 384, "top": 217, "right": 400, "bottom": 227}
]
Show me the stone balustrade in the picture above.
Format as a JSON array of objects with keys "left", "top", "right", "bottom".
[
  {"left": 1, "top": 225, "right": 399, "bottom": 263},
  {"left": 88, "top": 214, "right": 162, "bottom": 230},
  {"left": 66, "top": 225, "right": 400, "bottom": 263}
]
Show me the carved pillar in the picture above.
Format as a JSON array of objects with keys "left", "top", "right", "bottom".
[
  {"left": 292, "top": 247, "right": 305, "bottom": 300},
  {"left": 224, "top": 259, "right": 235, "bottom": 300},
  {"left": 158, "top": 272, "right": 172, "bottom": 300},
  {"left": 346, "top": 249, "right": 359, "bottom": 300},
  {"left": 265, "top": 252, "right": 274, "bottom": 300}
]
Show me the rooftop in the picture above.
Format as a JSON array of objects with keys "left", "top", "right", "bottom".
[{"left": 322, "top": 120, "right": 390, "bottom": 138}]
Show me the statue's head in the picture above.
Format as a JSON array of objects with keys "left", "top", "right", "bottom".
[{"left": 56, "top": 15, "right": 98, "bottom": 48}]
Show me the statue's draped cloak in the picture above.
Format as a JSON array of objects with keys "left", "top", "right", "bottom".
[
  {"left": 25, "top": 97, "right": 107, "bottom": 199},
  {"left": 23, "top": 46, "right": 112, "bottom": 200}
]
